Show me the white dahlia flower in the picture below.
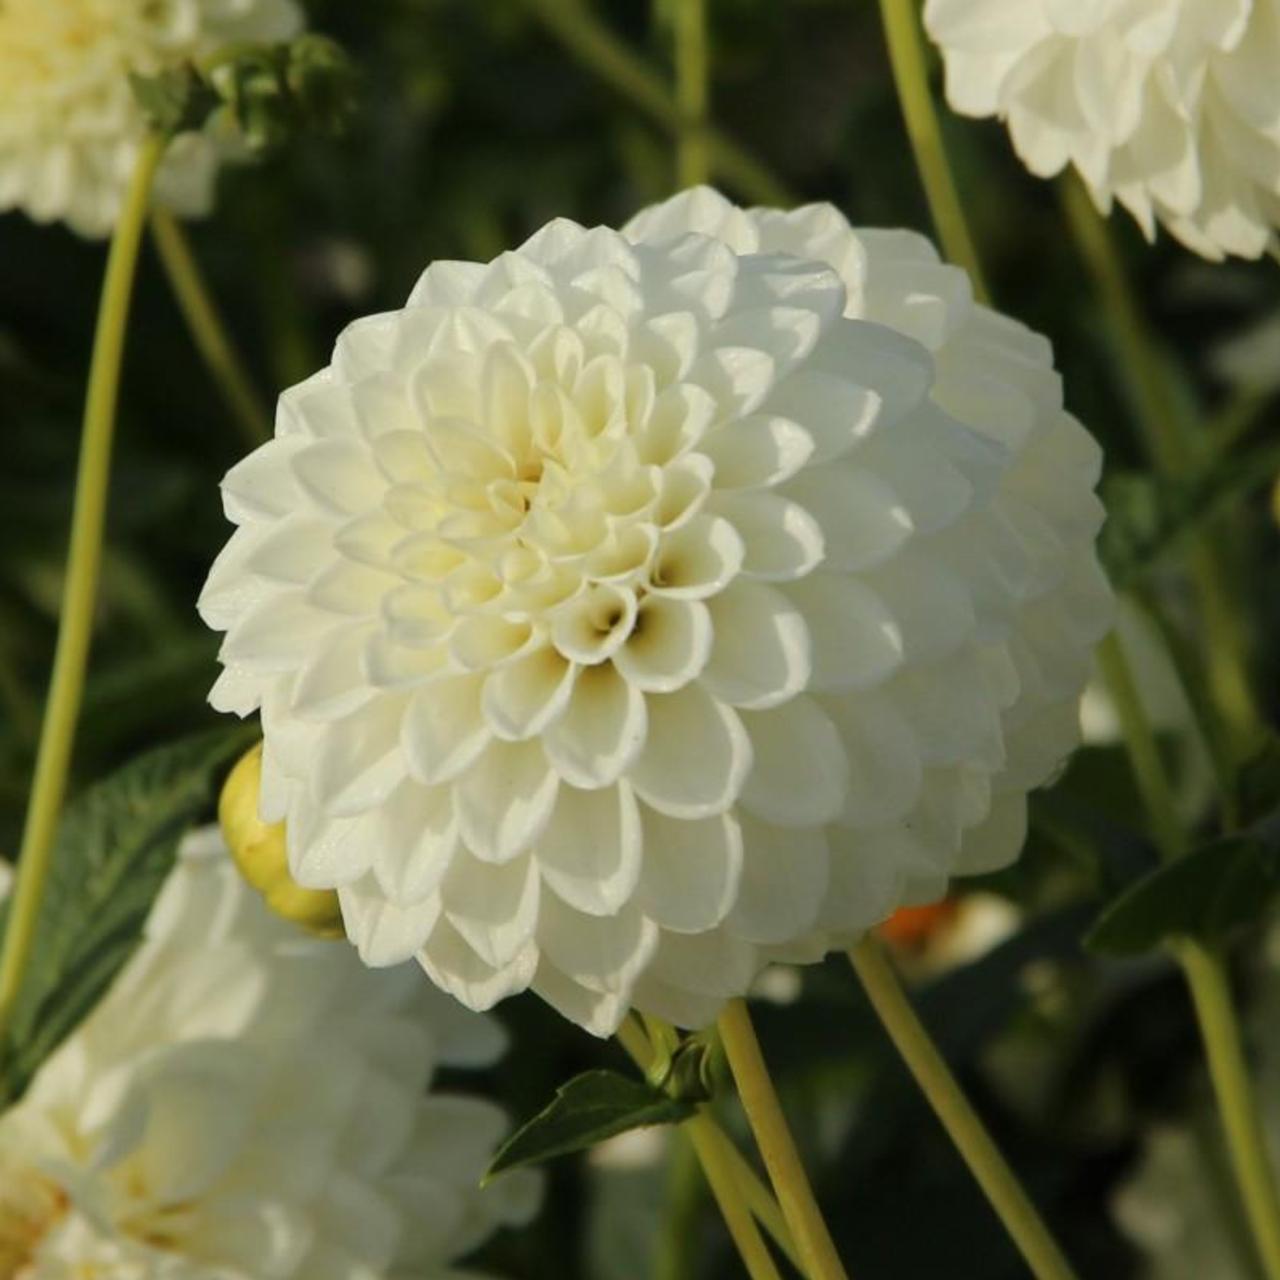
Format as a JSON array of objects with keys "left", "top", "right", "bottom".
[
  {"left": 199, "top": 186, "right": 1112, "bottom": 1035},
  {"left": 923, "top": 0, "right": 1280, "bottom": 260},
  {"left": 0, "top": 0, "right": 301, "bottom": 238},
  {"left": 0, "top": 828, "right": 538, "bottom": 1279}
]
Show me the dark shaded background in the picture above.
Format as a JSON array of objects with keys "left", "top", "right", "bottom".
[{"left": 4, "top": 2, "right": 1279, "bottom": 1275}]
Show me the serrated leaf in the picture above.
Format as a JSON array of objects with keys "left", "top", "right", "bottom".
[
  {"left": 0, "top": 723, "right": 255, "bottom": 1104},
  {"left": 1085, "top": 836, "right": 1278, "bottom": 957},
  {"left": 484, "top": 1069, "right": 696, "bottom": 1182}
]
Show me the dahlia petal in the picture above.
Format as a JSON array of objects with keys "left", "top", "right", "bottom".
[
  {"left": 700, "top": 580, "right": 811, "bottom": 709},
  {"left": 700, "top": 413, "right": 815, "bottom": 489},
  {"left": 482, "top": 646, "right": 577, "bottom": 739},
  {"left": 650, "top": 514, "right": 745, "bottom": 599},
  {"left": 291, "top": 624, "right": 378, "bottom": 720},
  {"left": 738, "top": 696, "right": 848, "bottom": 826},
  {"left": 711, "top": 491, "right": 824, "bottom": 581},
  {"left": 441, "top": 853, "right": 541, "bottom": 968},
  {"left": 543, "top": 663, "right": 648, "bottom": 787},
  {"left": 783, "top": 574, "right": 904, "bottom": 692},
  {"left": 825, "top": 690, "right": 925, "bottom": 828},
  {"left": 533, "top": 960, "right": 634, "bottom": 1037},
  {"left": 418, "top": 918, "right": 538, "bottom": 1010},
  {"left": 402, "top": 675, "right": 492, "bottom": 785},
  {"left": 636, "top": 806, "right": 743, "bottom": 932},
  {"left": 535, "top": 893, "right": 658, "bottom": 995},
  {"left": 785, "top": 464, "right": 914, "bottom": 571},
  {"left": 728, "top": 815, "right": 829, "bottom": 945},
  {"left": 535, "top": 783, "right": 643, "bottom": 916},
  {"left": 455, "top": 739, "right": 559, "bottom": 862},
  {"left": 292, "top": 438, "right": 385, "bottom": 517},
  {"left": 551, "top": 584, "right": 639, "bottom": 663},
  {"left": 370, "top": 783, "right": 458, "bottom": 904},
  {"left": 646, "top": 928, "right": 758, "bottom": 998},
  {"left": 628, "top": 684, "right": 751, "bottom": 818},
  {"left": 339, "top": 875, "right": 440, "bottom": 967}
]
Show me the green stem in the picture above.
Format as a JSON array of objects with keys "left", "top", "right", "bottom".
[
  {"left": 522, "top": 0, "right": 794, "bottom": 206},
  {"left": 687, "top": 1111, "right": 785, "bottom": 1280},
  {"left": 150, "top": 208, "right": 271, "bottom": 448},
  {"left": 849, "top": 937, "right": 1080, "bottom": 1280},
  {"left": 1096, "top": 632, "right": 1186, "bottom": 861},
  {"left": 1176, "top": 939, "right": 1280, "bottom": 1280},
  {"left": 718, "top": 998, "right": 850, "bottom": 1280},
  {"left": 876, "top": 0, "right": 989, "bottom": 302},
  {"left": 1098, "top": 618, "right": 1280, "bottom": 1278},
  {"left": 654, "top": 1126, "right": 704, "bottom": 1280},
  {"left": 673, "top": 0, "right": 710, "bottom": 188},
  {"left": 1059, "top": 177, "right": 1258, "bottom": 748},
  {"left": 1058, "top": 177, "right": 1190, "bottom": 474},
  {"left": 0, "top": 135, "right": 166, "bottom": 1052},
  {"left": 617, "top": 1015, "right": 802, "bottom": 1270}
]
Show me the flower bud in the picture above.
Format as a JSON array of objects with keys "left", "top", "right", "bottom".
[{"left": 219, "top": 743, "right": 343, "bottom": 937}]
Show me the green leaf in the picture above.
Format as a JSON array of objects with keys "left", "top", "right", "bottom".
[
  {"left": 1231, "top": 732, "right": 1280, "bottom": 830},
  {"left": 1085, "top": 836, "right": 1279, "bottom": 957},
  {"left": 0, "top": 723, "right": 255, "bottom": 1104},
  {"left": 484, "top": 1069, "right": 696, "bottom": 1182}
]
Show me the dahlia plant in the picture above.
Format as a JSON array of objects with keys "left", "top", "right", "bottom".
[{"left": 3, "top": 3, "right": 1280, "bottom": 1280}]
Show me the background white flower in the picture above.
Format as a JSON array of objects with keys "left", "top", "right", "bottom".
[
  {"left": 0, "top": 828, "right": 538, "bottom": 1279},
  {"left": 0, "top": 0, "right": 302, "bottom": 238},
  {"left": 923, "top": 0, "right": 1280, "bottom": 260},
  {"left": 199, "top": 187, "right": 1111, "bottom": 1036}
]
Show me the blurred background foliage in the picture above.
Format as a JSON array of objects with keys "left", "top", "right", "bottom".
[{"left": 3, "top": 1, "right": 1280, "bottom": 1276}]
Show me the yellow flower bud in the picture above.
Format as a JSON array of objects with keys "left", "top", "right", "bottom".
[{"left": 218, "top": 743, "right": 343, "bottom": 938}]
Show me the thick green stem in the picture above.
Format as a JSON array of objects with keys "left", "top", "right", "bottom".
[
  {"left": 876, "top": 0, "right": 989, "bottom": 302},
  {"left": 718, "top": 998, "right": 850, "bottom": 1280},
  {"left": 523, "top": 0, "right": 794, "bottom": 206},
  {"left": 673, "top": 0, "right": 710, "bottom": 188},
  {"left": 150, "top": 208, "right": 271, "bottom": 448},
  {"left": 849, "top": 937, "right": 1080, "bottom": 1280},
  {"left": 1176, "top": 940, "right": 1280, "bottom": 1280},
  {"left": 0, "top": 135, "right": 166, "bottom": 1052}
]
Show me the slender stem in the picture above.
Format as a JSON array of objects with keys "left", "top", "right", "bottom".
[
  {"left": 1131, "top": 589, "right": 1238, "bottom": 824},
  {"left": 718, "top": 998, "right": 850, "bottom": 1280},
  {"left": 707, "top": 1124, "right": 804, "bottom": 1274},
  {"left": 1097, "top": 619, "right": 1280, "bottom": 1277},
  {"left": 687, "top": 1111, "right": 785, "bottom": 1280},
  {"left": 1058, "top": 177, "right": 1190, "bottom": 473},
  {"left": 848, "top": 937, "right": 1080, "bottom": 1280},
  {"left": 0, "top": 135, "right": 166, "bottom": 1050},
  {"left": 1059, "top": 177, "right": 1258, "bottom": 746},
  {"left": 674, "top": 0, "right": 710, "bottom": 188},
  {"left": 1175, "top": 939, "right": 1280, "bottom": 1280},
  {"left": 655, "top": 1125, "right": 704, "bottom": 1280},
  {"left": 1096, "top": 632, "right": 1185, "bottom": 861},
  {"left": 616, "top": 1015, "right": 802, "bottom": 1270},
  {"left": 149, "top": 208, "right": 271, "bottom": 447},
  {"left": 876, "top": 0, "right": 989, "bottom": 302},
  {"left": 522, "top": 0, "right": 794, "bottom": 206}
]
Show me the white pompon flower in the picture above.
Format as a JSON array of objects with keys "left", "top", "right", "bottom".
[
  {"left": 0, "top": 0, "right": 302, "bottom": 238},
  {"left": 0, "top": 829, "right": 539, "bottom": 1279},
  {"left": 199, "top": 186, "right": 1112, "bottom": 1036},
  {"left": 923, "top": 0, "right": 1280, "bottom": 261}
]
